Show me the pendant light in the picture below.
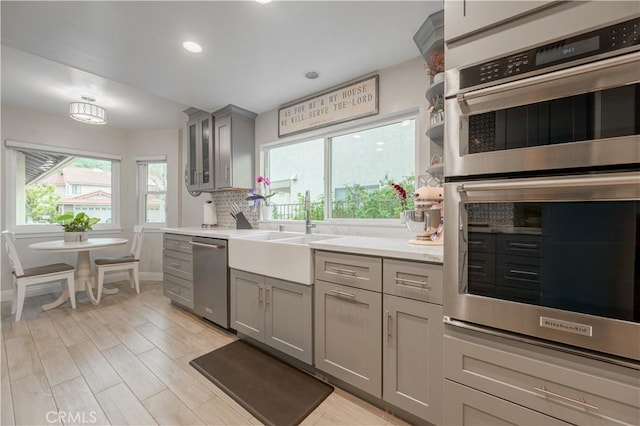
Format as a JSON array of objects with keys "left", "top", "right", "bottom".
[{"left": 69, "top": 96, "right": 107, "bottom": 125}]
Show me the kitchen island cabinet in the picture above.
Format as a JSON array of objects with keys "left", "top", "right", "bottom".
[{"left": 230, "top": 269, "right": 313, "bottom": 364}]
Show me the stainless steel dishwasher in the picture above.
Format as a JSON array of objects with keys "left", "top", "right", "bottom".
[{"left": 190, "top": 237, "right": 229, "bottom": 328}]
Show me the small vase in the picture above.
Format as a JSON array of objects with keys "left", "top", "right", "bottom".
[
  {"left": 64, "top": 231, "right": 87, "bottom": 242},
  {"left": 400, "top": 210, "right": 407, "bottom": 224},
  {"left": 260, "top": 205, "right": 272, "bottom": 221}
]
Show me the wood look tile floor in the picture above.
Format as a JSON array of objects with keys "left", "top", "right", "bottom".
[{"left": 1, "top": 281, "right": 410, "bottom": 426}]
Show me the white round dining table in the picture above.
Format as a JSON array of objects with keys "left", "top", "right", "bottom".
[{"left": 29, "top": 237, "right": 128, "bottom": 310}]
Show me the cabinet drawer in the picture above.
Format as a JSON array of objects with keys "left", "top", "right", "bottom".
[
  {"left": 163, "top": 234, "right": 193, "bottom": 254},
  {"left": 444, "top": 380, "right": 569, "bottom": 426},
  {"left": 497, "top": 234, "right": 542, "bottom": 257},
  {"left": 315, "top": 251, "right": 382, "bottom": 292},
  {"left": 164, "top": 275, "right": 194, "bottom": 309},
  {"left": 468, "top": 233, "right": 496, "bottom": 253},
  {"left": 383, "top": 259, "right": 443, "bottom": 304},
  {"left": 163, "top": 250, "right": 193, "bottom": 281},
  {"left": 444, "top": 326, "right": 640, "bottom": 425}
]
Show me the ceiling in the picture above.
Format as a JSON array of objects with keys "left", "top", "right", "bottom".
[{"left": 1, "top": 1, "right": 441, "bottom": 130}]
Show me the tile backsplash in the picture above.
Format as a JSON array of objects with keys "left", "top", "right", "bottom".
[{"left": 210, "top": 190, "right": 259, "bottom": 229}]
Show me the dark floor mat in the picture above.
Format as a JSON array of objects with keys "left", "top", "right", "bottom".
[{"left": 190, "top": 340, "right": 333, "bottom": 426}]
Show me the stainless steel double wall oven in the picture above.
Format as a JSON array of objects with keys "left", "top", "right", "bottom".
[{"left": 444, "top": 14, "right": 640, "bottom": 362}]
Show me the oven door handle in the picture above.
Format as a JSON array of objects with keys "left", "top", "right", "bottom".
[
  {"left": 456, "top": 174, "right": 639, "bottom": 193},
  {"left": 456, "top": 51, "right": 640, "bottom": 103}
]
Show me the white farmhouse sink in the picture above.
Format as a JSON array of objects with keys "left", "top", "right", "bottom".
[{"left": 228, "top": 232, "right": 338, "bottom": 284}]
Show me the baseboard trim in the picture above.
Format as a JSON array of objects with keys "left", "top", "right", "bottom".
[{"left": 0, "top": 272, "right": 163, "bottom": 302}]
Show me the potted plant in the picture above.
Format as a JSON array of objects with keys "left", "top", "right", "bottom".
[
  {"left": 56, "top": 212, "right": 100, "bottom": 242},
  {"left": 246, "top": 176, "right": 276, "bottom": 220},
  {"left": 424, "top": 50, "right": 445, "bottom": 84}
]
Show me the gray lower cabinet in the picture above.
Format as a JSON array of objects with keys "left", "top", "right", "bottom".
[
  {"left": 230, "top": 269, "right": 313, "bottom": 364},
  {"left": 314, "top": 279, "right": 382, "bottom": 398},
  {"left": 383, "top": 294, "right": 443, "bottom": 424},
  {"left": 444, "top": 380, "right": 569, "bottom": 426},
  {"left": 163, "top": 234, "right": 194, "bottom": 309},
  {"left": 444, "top": 325, "right": 640, "bottom": 425}
]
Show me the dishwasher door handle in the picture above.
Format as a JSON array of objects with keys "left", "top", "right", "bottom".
[{"left": 189, "top": 241, "right": 225, "bottom": 250}]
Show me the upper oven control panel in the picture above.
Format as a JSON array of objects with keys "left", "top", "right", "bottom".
[{"left": 459, "top": 17, "right": 639, "bottom": 90}]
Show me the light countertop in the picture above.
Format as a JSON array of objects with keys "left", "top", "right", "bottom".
[
  {"left": 162, "top": 227, "right": 266, "bottom": 239},
  {"left": 162, "top": 227, "right": 443, "bottom": 264},
  {"left": 308, "top": 236, "right": 443, "bottom": 263}
]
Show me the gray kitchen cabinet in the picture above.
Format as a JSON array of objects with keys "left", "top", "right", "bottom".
[
  {"left": 230, "top": 269, "right": 313, "bottom": 364},
  {"left": 383, "top": 294, "right": 443, "bottom": 424},
  {"left": 383, "top": 258, "right": 443, "bottom": 304},
  {"left": 185, "top": 108, "right": 214, "bottom": 193},
  {"left": 213, "top": 105, "right": 256, "bottom": 189},
  {"left": 444, "top": 324, "right": 640, "bottom": 425},
  {"left": 314, "top": 279, "right": 382, "bottom": 398},
  {"left": 444, "top": 1, "right": 558, "bottom": 43},
  {"left": 443, "top": 379, "right": 569, "bottom": 426},
  {"left": 230, "top": 269, "right": 265, "bottom": 341},
  {"left": 163, "top": 234, "right": 194, "bottom": 309},
  {"left": 315, "top": 251, "right": 382, "bottom": 291},
  {"left": 265, "top": 277, "right": 313, "bottom": 364}
]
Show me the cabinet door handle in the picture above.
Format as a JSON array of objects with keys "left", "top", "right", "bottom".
[
  {"left": 167, "top": 288, "right": 181, "bottom": 295},
  {"left": 509, "top": 269, "right": 538, "bottom": 276},
  {"left": 258, "top": 286, "right": 263, "bottom": 303},
  {"left": 189, "top": 241, "right": 225, "bottom": 250},
  {"left": 533, "top": 386, "right": 598, "bottom": 411},
  {"left": 265, "top": 287, "right": 270, "bottom": 304},
  {"left": 169, "top": 262, "right": 181, "bottom": 268},
  {"left": 468, "top": 240, "right": 484, "bottom": 246},
  {"left": 225, "top": 165, "right": 230, "bottom": 181},
  {"left": 329, "top": 289, "right": 356, "bottom": 299},
  {"left": 327, "top": 267, "right": 357, "bottom": 276},
  {"left": 468, "top": 265, "right": 483, "bottom": 270},
  {"left": 395, "top": 277, "right": 429, "bottom": 289},
  {"left": 387, "top": 310, "right": 392, "bottom": 338}
]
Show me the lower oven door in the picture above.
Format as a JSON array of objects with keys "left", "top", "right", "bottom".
[{"left": 444, "top": 171, "right": 640, "bottom": 361}]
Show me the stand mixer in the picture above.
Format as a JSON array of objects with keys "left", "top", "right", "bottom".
[{"left": 405, "top": 185, "right": 444, "bottom": 245}]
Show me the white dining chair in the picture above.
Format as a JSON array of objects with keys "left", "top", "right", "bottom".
[
  {"left": 2, "top": 230, "right": 76, "bottom": 321},
  {"left": 94, "top": 226, "right": 144, "bottom": 302}
]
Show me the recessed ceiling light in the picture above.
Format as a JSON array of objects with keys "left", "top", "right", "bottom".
[
  {"left": 255, "top": 0, "right": 273, "bottom": 4},
  {"left": 353, "top": 134, "right": 361, "bottom": 139},
  {"left": 304, "top": 70, "right": 320, "bottom": 80},
  {"left": 400, "top": 119, "right": 411, "bottom": 126},
  {"left": 183, "top": 41, "right": 202, "bottom": 53},
  {"left": 376, "top": 141, "right": 384, "bottom": 146}
]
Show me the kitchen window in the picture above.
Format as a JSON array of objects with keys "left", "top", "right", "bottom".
[
  {"left": 5, "top": 140, "right": 121, "bottom": 232},
  {"left": 264, "top": 117, "right": 416, "bottom": 221},
  {"left": 137, "top": 158, "right": 167, "bottom": 226}
]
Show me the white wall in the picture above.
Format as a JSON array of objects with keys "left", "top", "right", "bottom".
[
  {"left": 0, "top": 105, "right": 181, "bottom": 293},
  {"left": 124, "top": 128, "right": 181, "bottom": 274},
  {"left": 254, "top": 56, "right": 430, "bottom": 238}
]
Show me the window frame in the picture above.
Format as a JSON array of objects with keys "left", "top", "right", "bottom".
[
  {"left": 136, "top": 156, "right": 168, "bottom": 228},
  {"left": 263, "top": 111, "right": 418, "bottom": 223},
  {"left": 5, "top": 140, "right": 122, "bottom": 235}
]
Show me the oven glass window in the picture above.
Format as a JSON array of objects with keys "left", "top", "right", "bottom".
[
  {"left": 466, "top": 201, "right": 639, "bottom": 323},
  {"left": 468, "top": 83, "right": 639, "bottom": 154}
]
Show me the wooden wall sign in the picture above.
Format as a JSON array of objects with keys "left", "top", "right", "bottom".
[{"left": 278, "top": 74, "right": 379, "bottom": 137}]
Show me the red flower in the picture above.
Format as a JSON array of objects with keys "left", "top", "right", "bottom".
[{"left": 391, "top": 183, "right": 408, "bottom": 210}]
